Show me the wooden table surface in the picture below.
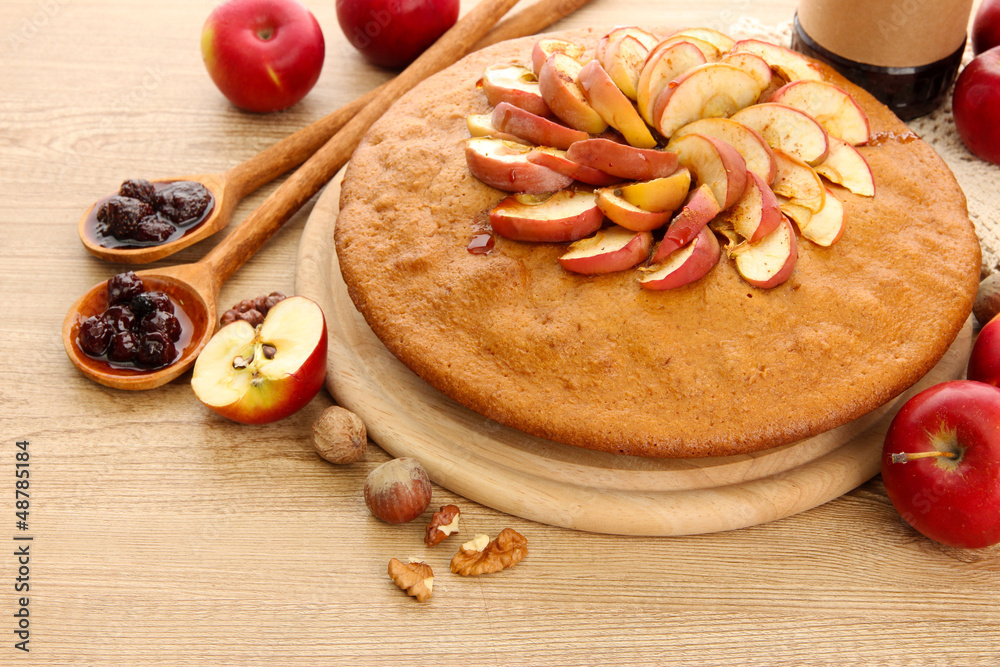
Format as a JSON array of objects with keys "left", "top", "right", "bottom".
[{"left": 2, "top": 0, "right": 997, "bottom": 664}]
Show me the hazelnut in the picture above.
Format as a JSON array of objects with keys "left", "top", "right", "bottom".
[
  {"left": 364, "top": 457, "right": 432, "bottom": 524},
  {"left": 974, "top": 272, "right": 1000, "bottom": 326},
  {"left": 312, "top": 406, "right": 367, "bottom": 464}
]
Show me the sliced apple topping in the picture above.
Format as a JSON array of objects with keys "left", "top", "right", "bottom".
[
  {"left": 559, "top": 226, "right": 653, "bottom": 275},
  {"left": 595, "top": 187, "right": 672, "bottom": 231},
  {"left": 717, "top": 171, "right": 782, "bottom": 243},
  {"left": 618, "top": 168, "right": 692, "bottom": 213},
  {"left": 730, "top": 216, "right": 799, "bottom": 289},
  {"left": 673, "top": 117, "right": 776, "bottom": 184},
  {"left": 640, "top": 225, "right": 721, "bottom": 290},
  {"left": 481, "top": 63, "right": 550, "bottom": 118},
  {"left": 719, "top": 52, "right": 773, "bottom": 91},
  {"left": 532, "top": 38, "right": 586, "bottom": 76},
  {"left": 465, "top": 113, "right": 527, "bottom": 143},
  {"left": 794, "top": 187, "right": 845, "bottom": 247},
  {"left": 770, "top": 149, "right": 825, "bottom": 213},
  {"left": 653, "top": 34, "right": 722, "bottom": 62},
  {"left": 465, "top": 137, "right": 574, "bottom": 194},
  {"left": 814, "top": 137, "right": 875, "bottom": 197},
  {"left": 538, "top": 52, "right": 609, "bottom": 134},
  {"left": 596, "top": 26, "right": 659, "bottom": 64},
  {"left": 654, "top": 62, "right": 763, "bottom": 138},
  {"left": 491, "top": 101, "right": 589, "bottom": 150},
  {"left": 600, "top": 35, "right": 651, "bottom": 101},
  {"left": 669, "top": 27, "right": 736, "bottom": 53},
  {"left": 578, "top": 59, "right": 657, "bottom": 148},
  {"left": 526, "top": 146, "right": 621, "bottom": 187},
  {"left": 489, "top": 189, "right": 603, "bottom": 243},
  {"left": 730, "top": 102, "right": 829, "bottom": 165},
  {"left": 769, "top": 80, "right": 870, "bottom": 146},
  {"left": 650, "top": 183, "right": 721, "bottom": 263},
  {"left": 636, "top": 41, "right": 707, "bottom": 125},
  {"left": 729, "top": 39, "right": 824, "bottom": 82},
  {"left": 665, "top": 132, "right": 747, "bottom": 210},
  {"left": 566, "top": 138, "right": 680, "bottom": 181}
]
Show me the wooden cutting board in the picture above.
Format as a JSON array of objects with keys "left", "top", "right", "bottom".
[{"left": 294, "top": 169, "right": 972, "bottom": 536}]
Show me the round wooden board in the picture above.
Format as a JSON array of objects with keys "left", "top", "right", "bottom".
[{"left": 295, "top": 168, "right": 972, "bottom": 536}]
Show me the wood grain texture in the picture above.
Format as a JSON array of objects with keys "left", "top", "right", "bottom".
[{"left": 1, "top": 0, "right": 997, "bottom": 664}]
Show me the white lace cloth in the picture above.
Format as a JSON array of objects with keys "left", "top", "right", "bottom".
[{"left": 732, "top": 17, "right": 1000, "bottom": 276}]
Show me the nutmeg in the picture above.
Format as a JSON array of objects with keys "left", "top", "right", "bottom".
[
  {"left": 364, "top": 457, "right": 433, "bottom": 524},
  {"left": 312, "top": 406, "right": 367, "bottom": 464}
]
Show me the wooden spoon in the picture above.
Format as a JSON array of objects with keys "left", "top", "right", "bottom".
[{"left": 63, "top": 0, "right": 522, "bottom": 390}]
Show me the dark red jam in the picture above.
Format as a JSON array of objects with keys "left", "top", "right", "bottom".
[
  {"left": 77, "top": 271, "right": 191, "bottom": 370},
  {"left": 87, "top": 179, "right": 214, "bottom": 249}
]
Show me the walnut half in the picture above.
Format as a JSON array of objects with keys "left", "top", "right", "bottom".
[
  {"left": 425, "top": 505, "right": 461, "bottom": 546},
  {"left": 388, "top": 558, "right": 434, "bottom": 602},
  {"left": 450, "top": 528, "right": 527, "bottom": 576}
]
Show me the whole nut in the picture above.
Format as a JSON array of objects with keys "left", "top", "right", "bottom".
[
  {"left": 974, "top": 272, "right": 1000, "bottom": 326},
  {"left": 312, "top": 406, "right": 367, "bottom": 464},
  {"left": 364, "top": 457, "right": 432, "bottom": 524}
]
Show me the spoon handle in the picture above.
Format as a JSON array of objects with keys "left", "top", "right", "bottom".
[{"left": 198, "top": 0, "right": 523, "bottom": 290}]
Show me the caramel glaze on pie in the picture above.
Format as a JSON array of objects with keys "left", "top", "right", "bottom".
[{"left": 335, "top": 28, "right": 980, "bottom": 458}]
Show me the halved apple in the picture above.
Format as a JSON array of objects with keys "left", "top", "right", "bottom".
[
  {"left": 491, "top": 102, "right": 589, "bottom": 150},
  {"left": 653, "top": 63, "right": 763, "bottom": 138},
  {"left": 718, "top": 171, "right": 782, "bottom": 243},
  {"left": 578, "top": 59, "right": 657, "bottom": 148},
  {"left": 532, "top": 38, "right": 586, "bottom": 76},
  {"left": 640, "top": 225, "right": 721, "bottom": 290},
  {"left": 795, "top": 187, "right": 845, "bottom": 246},
  {"left": 672, "top": 117, "right": 776, "bottom": 184},
  {"left": 769, "top": 80, "right": 870, "bottom": 146},
  {"left": 191, "top": 296, "right": 327, "bottom": 424},
  {"left": 636, "top": 41, "right": 707, "bottom": 125},
  {"left": 770, "top": 149, "right": 825, "bottom": 213},
  {"left": 538, "top": 53, "right": 609, "bottom": 134},
  {"left": 618, "top": 168, "right": 692, "bottom": 212},
  {"left": 595, "top": 187, "right": 672, "bottom": 231},
  {"left": 669, "top": 27, "right": 736, "bottom": 52},
  {"left": 566, "top": 138, "right": 679, "bottom": 181},
  {"left": 813, "top": 137, "right": 875, "bottom": 197},
  {"left": 481, "top": 63, "right": 550, "bottom": 118},
  {"left": 465, "top": 137, "right": 574, "bottom": 193},
  {"left": 526, "top": 146, "right": 622, "bottom": 187},
  {"left": 719, "top": 52, "right": 773, "bottom": 91},
  {"left": 730, "top": 216, "right": 798, "bottom": 289},
  {"left": 650, "top": 183, "right": 721, "bottom": 262},
  {"left": 466, "top": 114, "right": 527, "bottom": 143},
  {"left": 595, "top": 26, "right": 659, "bottom": 64},
  {"left": 489, "top": 189, "right": 603, "bottom": 242},
  {"left": 559, "top": 226, "right": 653, "bottom": 274},
  {"left": 729, "top": 39, "right": 823, "bottom": 82},
  {"left": 730, "top": 102, "right": 829, "bottom": 165},
  {"left": 665, "top": 132, "right": 747, "bottom": 209},
  {"left": 601, "top": 35, "right": 651, "bottom": 100}
]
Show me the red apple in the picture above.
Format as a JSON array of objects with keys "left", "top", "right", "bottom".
[
  {"left": 953, "top": 47, "right": 1000, "bottom": 166},
  {"left": 881, "top": 380, "right": 1000, "bottom": 549},
  {"left": 967, "top": 313, "right": 1000, "bottom": 386},
  {"left": 201, "top": 0, "right": 325, "bottom": 113},
  {"left": 336, "top": 0, "right": 459, "bottom": 69},
  {"left": 191, "top": 296, "right": 328, "bottom": 424},
  {"left": 973, "top": 0, "right": 1000, "bottom": 55}
]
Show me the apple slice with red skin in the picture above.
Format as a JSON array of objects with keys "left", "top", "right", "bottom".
[
  {"left": 595, "top": 187, "right": 672, "bottom": 231},
  {"left": 881, "top": 380, "right": 1000, "bottom": 549},
  {"left": 191, "top": 296, "right": 327, "bottom": 424},
  {"left": 526, "top": 147, "right": 622, "bottom": 187},
  {"left": 538, "top": 53, "right": 609, "bottom": 134},
  {"left": 618, "top": 168, "right": 692, "bottom": 213},
  {"left": 653, "top": 63, "right": 762, "bottom": 138},
  {"left": 814, "top": 137, "right": 875, "bottom": 197},
  {"left": 730, "top": 102, "right": 829, "bottom": 165},
  {"left": 578, "top": 59, "right": 658, "bottom": 148},
  {"left": 489, "top": 189, "right": 603, "bottom": 242},
  {"left": 672, "top": 117, "right": 777, "bottom": 184},
  {"left": 595, "top": 26, "right": 659, "bottom": 64},
  {"left": 640, "top": 225, "right": 721, "bottom": 290},
  {"left": 466, "top": 113, "right": 527, "bottom": 143},
  {"left": 769, "top": 80, "right": 870, "bottom": 146},
  {"left": 794, "top": 187, "right": 845, "bottom": 246},
  {"left": 665, "top": 132, "right": 748, "bottom": 209},
  {"left": 653, "top": 34, "right": 722, "bottom": 62},
  {"left": 481, "top": 63, "right": 551, "bottom": 118},
  {"left": 730, "top": 216, "right": 798, "bottom": 288},
  {"left": 532, "top": 37, "right": 586, "bottom": 76},
  {"left": 719, "top": 52, "right": 773, "bottom": 90},
  {"left": 465, "top": 137, "right": 574, "bottom": 194},
  {"left": 491, "top": 102, "right": 589, "bottom": 150},
  {"left": 559, "top": 226, "right": 653, "bottom": 274},
  {"left": 566, "top": 138, "right": 679, "bottom": 181},
  {"left": 650, "top": 183, "right": 721, "bottom": 262},
  {"left": 636, "top": 41, "right": 707, "bottom": 125},
  {"left": 771, "top": 149, "right": 825, "bottom": 213},
  {"left": 719, "top": 171, "right": 782, "bottom": 243},
  {"left": 669, "top": 27, "right": 736, "bottom": 53},
  {"left": 601, "top": 34, "right": 651, "bottom": 101},
  {"left": 729, "top": 39, "right": 824, "bottom": 82}
]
